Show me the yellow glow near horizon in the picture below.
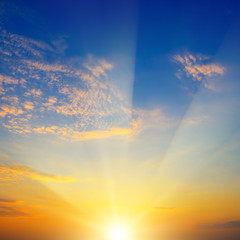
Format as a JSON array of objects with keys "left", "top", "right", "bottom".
[{"left": 107, "top": 224, "right": 130, "bottom": 240}]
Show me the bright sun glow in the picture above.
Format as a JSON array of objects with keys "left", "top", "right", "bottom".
[{"left": 107, "top": 224, "right": 130, "bottom": 240}]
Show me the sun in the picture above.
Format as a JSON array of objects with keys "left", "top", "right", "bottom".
[{"left": 107, "top": 224, "right": 130, "bottom": 240}]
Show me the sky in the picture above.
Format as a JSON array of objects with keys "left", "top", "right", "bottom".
[{"left": 0, "top": 0, "right": 240, "bottom": 240}]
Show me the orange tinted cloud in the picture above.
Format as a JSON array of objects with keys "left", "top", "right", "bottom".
[
  {"left": 174, "top": 52, "right": 225, "bottom": 90},
  {"left": 0, "top": 104, "right": 24, "bottom": 116},
  {"left": 22, "top": 101, "right": 34, "bottom": 110},
  {"left": 0, "top": 198, "right": 28, "bottom": 217},
  {"left": 0, "top": 205, "right": 28, "bottom": 217},
  {"left": 0, "top": 74, "right": 18, "bottom": 94},
  {"left": 24, "top": 88, "right": 42, "bottom": 97},
  {"left": 0, "top": 163, "right": 76, "bottom": 182},
  {"left": 25, "top": 60, "right": 68, "bottom": 73},
  {"left": 31, "top": 125, "right": 136, "bottom": 140}
]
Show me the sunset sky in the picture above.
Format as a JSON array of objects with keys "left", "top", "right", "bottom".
[{"left": 0, "top": 0, "right": 240, "bottom": 240}]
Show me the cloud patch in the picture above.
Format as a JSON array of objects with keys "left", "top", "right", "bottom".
[
  {"left": 0, "top": 29, "right": 175, "bottom": 140},
  {"left": 0, "top": 205, "right": 28, "bottom": 217},
  {"left": 0, "top": 29, "right": 144, "bottom": 140},
  {"left": 0, "top": 30, "right": 142, "bottom": 141},
  {"left": 0, "top": 197, "right": 28, "bottom": 217},
  {"left": 0, "top": 163, "right": 76, "bottom": 182},
  {"left": 197, "top": 220, "right": 240, "bottom": 229},
  {"left": 173, "top": 52, "right": 225, "bottom": 91},
  {"left": 0, "top": 198, "right": 20, "bottom": 203}
]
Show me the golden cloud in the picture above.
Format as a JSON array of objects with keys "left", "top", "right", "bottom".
[{"left": 0, "top": 163, "right": 76, "bottom": 182}]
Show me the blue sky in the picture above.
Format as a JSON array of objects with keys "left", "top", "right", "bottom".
[{"left": 2, "top": 0, "right": 239, "bottom": 113}]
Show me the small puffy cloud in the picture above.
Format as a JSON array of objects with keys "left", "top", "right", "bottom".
[
  {"left": 173, "top": 52, "right": 225, "bottom": 90},
  {"left": 0, "top": 163, "right": 76, "bottom": 182},
  {"left": 24, "top": 88, "right": 42, "bottom": 97},
  {"left": 0, "top": 74, "right": 18, "bottom": 94},
  {"left": 22, "top": 101, "right": 34, "bottom": 110},
  {"left": 0, "top": 74, "right": 18, "bottom": 85},
  {"left": 48, "top": 96, "right": 57, "bottom": 103},
  {"left": 0, "top": 104, "right": 24, "bottom": 117}
]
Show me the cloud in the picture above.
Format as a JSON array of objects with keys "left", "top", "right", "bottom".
[
  {"left": 132, "top": 108, "right": 176, "bottom": 132},
  {"left": 84, "top": 58, "right": 113, "bottom": 77},
  {"left": 197, "top": 221, "right": 240, "bottom": 229},
  {"left": 0, "top": 29, "right": 146, "bottom": 140},
  {"left": 22, "top": 101, "right": 34, "bottom": 110},
  {"left": 0, "top": 163, "right": 76, "bottom": 182},
  {"left": 24, "top": 88, "right": 42, "bottom": 97},
  {"left": 0, "top": 104, "right": 24, "bottom": 117},
  {"left": 173, "top": 52, "right": 225, "bottom": 90},
  {"left": 25, "top": 60, "right": 68, "bottom": 72},
  {"left": 182, "top": 115, "right": 209, "bottom": 126},
  {"left": 0, "top": 197, "right": 27, "bottom": 217},
  {"left": 27, "top": 126, "right": 136, "bottom": 140},
  {"left": 59, "top": 127, "right": 135, "bottom": 140},
  {"left": 0, "top": 29, "right": 54, "bottom": 58},
  {"left": 0, "top": 74, "right": 18, "bottom": 94},
  {"left": 0, "top": 198, "right": 20, "bottom": 204},
  {"left": 0, "top": 29, "right": 174, "bottom": 140},
  {"left": 0, "top": 205, "right": 28, "bottom": 217},
  {"left": 51, "top": 36, "right": 68, "bottom": 54}
]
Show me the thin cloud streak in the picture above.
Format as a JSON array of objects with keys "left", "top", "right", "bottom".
[
  {"left": 0, "top": 163, "right": 76, "bottom": 182},
  {"left": 0, "top": 205, "right": 28, "bottom": 217},
  {"left": 197, "top": 220, "right": 240, "bottom": 229},
  {"left": 0, "top": 197, "right": 27, "bottom": 218}
]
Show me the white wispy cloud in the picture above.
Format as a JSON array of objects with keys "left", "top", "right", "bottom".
[{"left": 173, "top": 52, "right": 225, "bottom": 90}]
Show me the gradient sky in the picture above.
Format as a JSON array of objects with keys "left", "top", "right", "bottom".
[{"left": 0, "top": 1, "right": 240, "bottom": 240}]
